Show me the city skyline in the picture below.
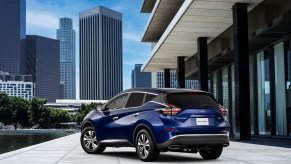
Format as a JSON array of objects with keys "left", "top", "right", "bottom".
[
  {"left": 131, "top": 64, "right": 152, "bottom": 88},
  {"left": 79, "top": 6, "right": 123, "bottom": 100},
  {"left": 57, "top": 17, "right": 76, "bottom": 99},
  {"left": 26, "top": 0, "right": 151, "bottom": 99},
  {"left": 0, "top": 0, "right": 26, "bottom": 74},
  {"left": 26, "top": 35, "right": 61, "bottom": 103}
]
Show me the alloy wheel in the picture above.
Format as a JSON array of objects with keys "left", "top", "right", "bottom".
[
  {"left": 137, "top": 133, "right": 150, "bottom": 158},
  {"left": 83, "top": 130, "right": 98, "bottom": 150}
]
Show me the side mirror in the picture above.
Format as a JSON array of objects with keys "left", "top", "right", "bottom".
[{"left": 101, "top": 105, "right": 107, "bottom": 111}]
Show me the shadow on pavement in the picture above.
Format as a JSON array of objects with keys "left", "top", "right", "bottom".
[
  {"left": 231, "top": 136, "right": 291, "bottom": 149},
  {"left": 103, "top": 151, "right": 211, "bottom": 162}
]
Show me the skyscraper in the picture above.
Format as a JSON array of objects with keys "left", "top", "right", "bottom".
[
  {"left": 57, "top": 17, "right": 76, "bottom": 99},
  {"left": 131, "top": 64, "right": 151, "bottom": 88},
  {"left": 26, "top": 35, "right": 60, "bottom": 103},
  {"left": 0, "top": 0, "right": 26, "bottom": 74},
  {"left": 79, "top": 6, "right": 122, "bottom": 100}
]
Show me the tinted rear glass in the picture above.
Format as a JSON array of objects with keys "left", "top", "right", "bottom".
[
  {"left": 144, "top": 94, "right": 157, "bottom": 104},
  {"left": 167, "top": 93, "right": 218, "bottom": 109},
  {"left": 125, "top": 93, "right": 145, "bottom": 108}
]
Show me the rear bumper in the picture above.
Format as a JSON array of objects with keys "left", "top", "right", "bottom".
[{"left": 157, "top": 133, "right": 229, "bottom": 149}]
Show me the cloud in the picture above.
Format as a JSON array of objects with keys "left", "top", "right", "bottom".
[
  {"left": 123, "top": 32, "right": 142, "bottom": 42},
  {"left": 26, "top": 0, "right": 152, "bottom": 94},
  {"left": 27, "top": 11, "right": 59, "bottom": 30},
  {"left": 123, "top": 59, "right": 145, "bottom": 66}
]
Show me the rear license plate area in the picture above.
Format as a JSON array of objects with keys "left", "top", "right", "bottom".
[{"left": 196, "top": 118, "right": 209, "bottom": 125}]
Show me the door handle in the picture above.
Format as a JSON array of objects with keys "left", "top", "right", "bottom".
[
  {"left": 134, "top": 113, "right": 140, "bottom": 117},
  {"left": 113, "top": 116, "right": 118, "bottom": 121}
]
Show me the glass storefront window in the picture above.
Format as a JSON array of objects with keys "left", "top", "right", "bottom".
[
  {"left": 249, "top": 55, "right": 255, "bottom": 134},
  {"left": 257, "top": 50, "right": 271, "bottom": 135},
  {"left": 231, "top": 65, "right": 236, "bottom": 133},
  {"left": 222, "top": 66, "right": 229, "bottom": 120},
  {"left": 274, "top": 41, "right": 290, "bottom": 136},
  {"left": 213, "top": 71, "right": 218, "bottom": 100},
  {"left": 285, "top": 42, "right": 291, "bottom": 136}
]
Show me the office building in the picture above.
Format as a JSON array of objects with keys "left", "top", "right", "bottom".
[
  {"left": 79, "top": 6, "right": 122, "bottom": 100},
  {"left": 0, "top": 80, "right": 33, "bottom": 100},
  {"left": 0, "top": 72, "right": 33, "bottom": 82},
  {"left": 26, "top": 35, "right": 60, "bottom": 102},
  {"left": 131, "top": 64, "right": 151, "bottom": 88},
  {"left": 151, "top": 72, "right": 198, "bottom": 89},
  {"left": 0, "top": 0, "right": 26, "bottom": 74},
  {"left": 140, "top": 0, "right": 291, "bottom": 139},
  {"left": 57, "top": 17, "right": 76, "bottom": 99}
]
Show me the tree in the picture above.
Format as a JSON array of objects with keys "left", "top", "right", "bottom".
[
  {"left": 9, "top": 96, "right": 30, "bottom": 129},
  {"left": 75, "top": 103, "right": 100, "bottom": 125},
  {"left": 0, "top": 92, "right": 13, "bottom": 125},
  {"left": 38, "top": 107, "right": 52, "bottom": 129},
  {"left": 28, "top": 97, "right": 47, "bottom": 128},
  {"left": 50, "top": 108, "right": 71, "bottom": 128}
]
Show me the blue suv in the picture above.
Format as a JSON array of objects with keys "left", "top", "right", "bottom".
[{"left": 80, "top": 88, "right": 230, "bottom": 161}]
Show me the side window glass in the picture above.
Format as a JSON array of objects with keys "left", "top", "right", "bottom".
[
  {"left": 144, "top": 94, "right": 157, "bottom": 104},
  {"left": 125, "top": 93, "right": 145, "bottom": 108},
  {"left": 106, "top": 93, "right": 128, "bottom": 110}
]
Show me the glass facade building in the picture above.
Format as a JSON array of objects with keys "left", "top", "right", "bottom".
[
  {"left": 131, "top": 64, "right": 152, "bottom": 88},
  {"left": 57, "top": 18, "right": 76, "bottom": 99},
  {"left": 26, "top": 35, "right": 60, "bottom": 103},
  {"left": 79, "top": 6, "right": 123, "bottom": 100},
  {"left": 0, "top": 0, "right": 26, "bottom": 74},
  {"left": 141, "top": 0, "right": 291, "bottom": 138}
]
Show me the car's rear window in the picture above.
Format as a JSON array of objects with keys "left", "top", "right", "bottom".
[{"left": 166, "top": 93, "right": 219, "bottom": 109}]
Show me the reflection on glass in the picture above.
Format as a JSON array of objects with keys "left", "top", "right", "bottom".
[
  {"left": 222, "top": 66, "right": 229, "bottom": 120},
  {"left": 231, "top": 65, "right": 236, "bottom": 133},
  {"left": 286, "top": 44, "right": 291, "bottom": 136},
  {"left": 274, "top": 41, "right": 288, "bottom": 136},
  {"left": 213, "top": 72, "right": 218, "bottom": 100},
  {"left": 257, "top": 50, "right": 271, "bottom": 135},
  {"left": 249, "top": 55, "right": 255, "bottom": 134}
]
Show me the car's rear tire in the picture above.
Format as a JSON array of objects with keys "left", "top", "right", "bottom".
[
  {"left": 81, "top": 126, "right": 106, "bottom": 154},
  {"left": 199, "top": 145, "right": 223, "bottom": 159},
  {"left": 135, "top": 129, "right": 160, "bottom": 161}
]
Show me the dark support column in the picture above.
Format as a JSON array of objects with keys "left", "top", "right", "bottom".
[
  {"left": 164, "top": 69, "right": 170, "bottom": 88},
  {"left": 177, "top": 57, "right": 185, "bottom": 88},
  {"left": 233, "top": 3, "right": 251, "bottom": 140},
  {"left": 197, "top": 37, "right": 208, "bottom": 91}
]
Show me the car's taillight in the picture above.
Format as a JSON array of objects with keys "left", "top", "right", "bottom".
[
  {"left": 156, "top": 104, "right": 182, "bottom": 116},
  {"left": 219, "top": 105, "right": 228, "bottom": 116}
]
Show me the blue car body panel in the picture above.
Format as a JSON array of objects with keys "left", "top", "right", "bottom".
[{"left": 82, "top": 89, "right": 230, "bottom": 146}]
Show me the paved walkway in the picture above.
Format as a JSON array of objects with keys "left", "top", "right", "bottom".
[{"left": 0, "top": 133, "right": 291, "bottom": 164}]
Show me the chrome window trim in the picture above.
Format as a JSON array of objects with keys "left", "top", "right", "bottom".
[{"left": 103, "top": 91, "right": 159, "bottom": 111}]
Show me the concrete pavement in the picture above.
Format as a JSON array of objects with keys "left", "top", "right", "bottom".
[{"left": 0, "top": 133, "right": 291, "bottom": 164}]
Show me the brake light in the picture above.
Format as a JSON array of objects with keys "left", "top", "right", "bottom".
[
  {"left": 156, "top": 104, "right": 182, "bottom": 116},
  {"left": 219, "top": 105, "right": 228, "bottom": 116}
]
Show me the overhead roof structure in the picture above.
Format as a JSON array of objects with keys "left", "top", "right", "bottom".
[
  {"left": 141, "top": 0, "right": 264, "bottom": 72},
  {"left": 141, "top": 0, "right": 157, "bottom": 13},
  {"left": 142, "top": 0, "right": 185, "bottom": 42}
]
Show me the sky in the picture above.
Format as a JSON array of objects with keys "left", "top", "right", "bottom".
[{"left": 26, "top": 0, "right": 151, "bottom": 99}]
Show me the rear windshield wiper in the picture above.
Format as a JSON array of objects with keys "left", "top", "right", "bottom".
[{"left": 200, "top": 104, "right": 218, "bottom": 109}]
